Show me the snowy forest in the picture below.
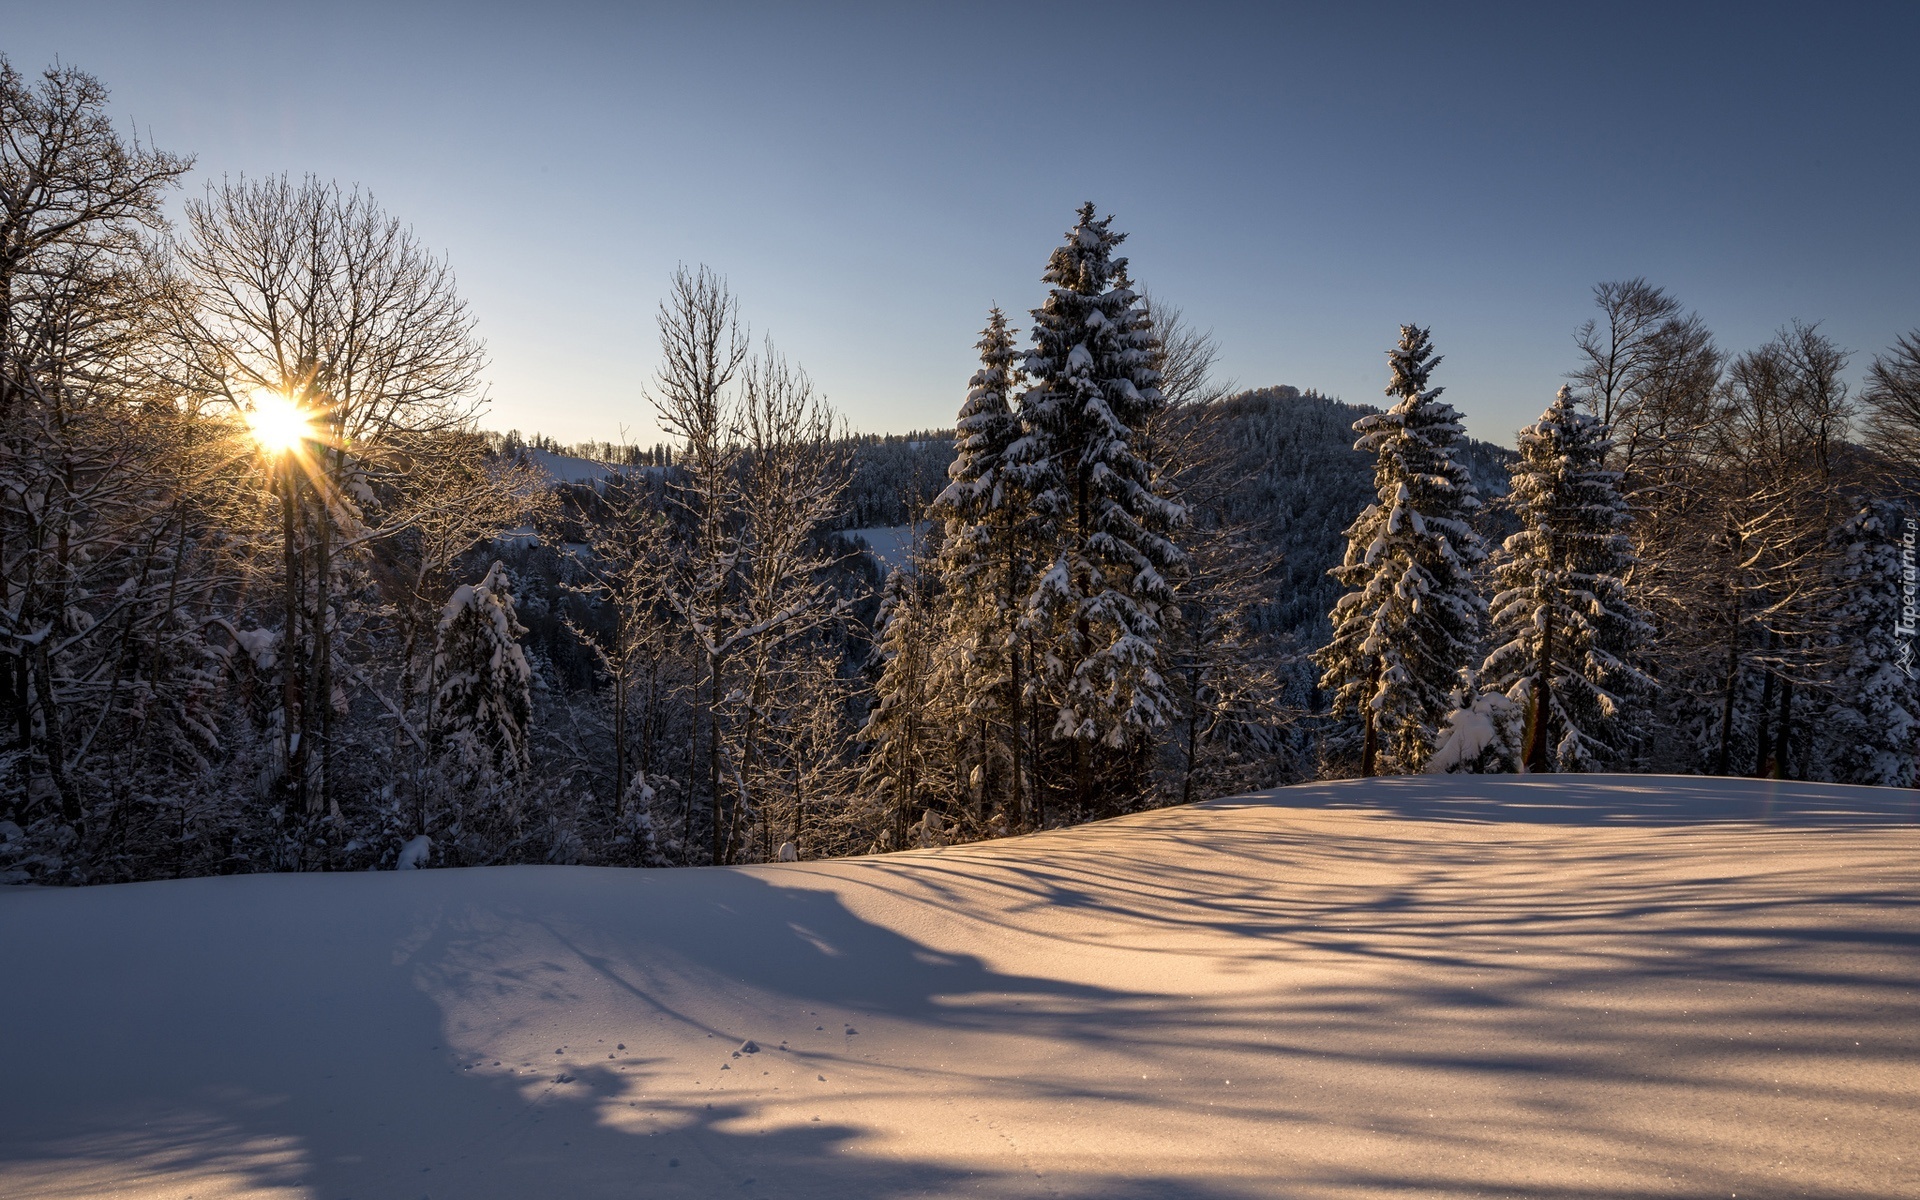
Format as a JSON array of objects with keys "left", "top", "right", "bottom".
[{"left": 4, "top": 59, "right": 1918, "bottom": 885}]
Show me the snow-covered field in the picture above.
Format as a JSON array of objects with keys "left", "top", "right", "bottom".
[
  {"left": 3, "top": 775, "right": 1916, "bottom": 1199},
  {"left": 518, "top": 447, "right": 634, "bottom": 485}
]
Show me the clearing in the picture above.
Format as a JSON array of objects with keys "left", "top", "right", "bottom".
[{"left": 2, "top": 775, "right": 1915, "bottom": 1198}]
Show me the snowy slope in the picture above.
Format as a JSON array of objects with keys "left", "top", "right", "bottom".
[
  {"left": 2, "top": 775, "right": 1916, "bottom": 1199},
  {"left": 519, "top": 447, "right": 637, "bottom": 485}
]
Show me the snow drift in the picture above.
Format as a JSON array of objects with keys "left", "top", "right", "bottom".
[{"left": 2, "top": 774, "right": 1916, "bottom": 1199}]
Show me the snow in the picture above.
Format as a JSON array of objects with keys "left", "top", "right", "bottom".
[
  {"left": 2, "top": 774, "right": 1915, "bottom": 1198},
  {"left": 1426, "top": 690, "right": 1519, "bottom": 773},
  {"left": 230, "top": 628, "right": 278, "bottom": 670},
  {"left": 395, "top": 834, "right": 433, "bottom": 870},
  {"left": 519, "top": 448, "right": 633, "bottom": 486},
  {"left": 493, "top": 523, "right": 539, "bottom": 549},
  {"left": 843, "top": 525, "right": 922, "bottom": 571}
]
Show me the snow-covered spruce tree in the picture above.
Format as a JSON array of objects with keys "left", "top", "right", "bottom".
[
  {"left": 930, "top": 307, "right": 1032, "bottom": 829},
  {"left": 1480, "top": 387, "right": 1652, "bottom": 772},
  {"left": 1009, "top": 203, "right": 1186, "bottom": 817},
  {"left": 860, "top": 566, "right": 940, "bottom": 849},
  {"left": 1313, "top": 325, "right": 1487, "bottom": 775},
  {"left": 1811, "top": 503, "right": 1919, "bottom": 785},
  {"left": 428, "top": 561, "right": 534, "bottom": 774}
]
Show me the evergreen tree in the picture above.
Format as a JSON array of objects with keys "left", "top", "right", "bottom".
[
  {"left": 1480, "top": 387, "right": 1651, "bottom": 771},
  {"left": 1314, "top": 325, "right": 1487, "bottom": 775},
  {"left": 859, "top": 566, "right": 939, "bottom": 848},
  {"left": 1814, "top": 504, "right": 1919, "bottom": 785},
  {"left": 429, "top": 561, "right": 534, "bottom": 773},
  {"left": 1009, "top": 203, "right": 1186, "bottom": 814},
  {"left": 931, "top": 307, "right": 1032, "bottom": 827}
]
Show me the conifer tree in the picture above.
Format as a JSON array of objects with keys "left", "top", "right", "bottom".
[
  {"left": 860, "top": 566, "right": 938, "bottom": 847},
  {"left": 1314, "top": 325, "right": 1487, "bottom": 775},
  {"left": 1009, "top": 203, "right": 1186, "bottom": 813},
  {"left": 930, "top": 308, "right": 1031, "bottom": 826},
  {"left": 1480, "top": 387, "right": 1651, "bottom": 771},
  {"left": 429, "top": 561, "right": 534, "bottom": 773}
]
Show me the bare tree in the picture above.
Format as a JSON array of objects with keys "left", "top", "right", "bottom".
[
  {"left": 1646, "top": 325, "right": 1854, "bottom": 778},
  {"left": 0, "top": 59, "right": 192, "bottom": 828},
  {"left": 1860, "top": 330, "right": 1920, "bottom": 479},
  {"left": 1571, "top": 279, "right": 1723, "bottom": 479},
  {"left": 0, "top": 59, "right": 189, "bottom": 418},
  {"left": 721, "top": 347, "right": 849, "bottom": 861},
  {"left": 1134, "top": 296, "right": 1294, "bottom": 804},
  {"left": 169, "top": 175, "right": 487, "bottom": 816},
  {"left": 565, "top": 473, "right": 691, "bottom": 862},
  {"left": 1139, "top": 292, "right": 1230, "bottom": 410},
  {"left": 646, "top": 264, "right": 748, "bottom": 861}
]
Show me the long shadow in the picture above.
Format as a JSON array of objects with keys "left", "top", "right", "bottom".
[
  {"left": 0, "top": 868, "right": 1258, "bottom": 1199},
  {"left": 1215, "top": 771, "right": 1920, "bottom": 826},
  {"left": 3, "top": 773, "right": 1916, "bottom": 1199}
]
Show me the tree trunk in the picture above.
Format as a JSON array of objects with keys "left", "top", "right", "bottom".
[
  {"left": 1181, "top": 644, "right": 1202, "bottom": 806},
  {"left": 281, "top": 464, "right": 305, "bottom": 810},
  {"left": 32, "top": 643, "right": 80, "bottom": 832},
  {"left": 728, "top": 670, "right": 764, "bottom": 866},
  {"left": 0, "top": 269, "right": 19, "bottom": 758},
  {"left": 792, "top": 758, "right": 806, "bottom": 859},
  {"left": 1360, "top": 657, "right": 1382, "bottom": 778},
  {"left": 1008, "top": 625, "right": 1026, "bottom": 831},
  {"left": 306, "top": 454, "right": 334, "bottom": 816},
  {"left": 1713, "top": 596, "right": 1741, "bottom": 777},
  {"left": 1525, "top": 609, "right": 1554, "bottom": 773},
  {"left": 1772, "top": 676, "right": 1794, "bottom": 781},
  {"left": 1752, "top": 631, "right": 1777, "bottom": 778},
  {"left": 976, "top": 721, "right": 990, "bottom": 824},
  {"left": 707, "top": 650, "right": 722, "bottom": 865},
  {"left": 613, "top": 655, "right": 628, "bottom": 818},
  {"left": 1028, "top": 631, "right": 1045, "bottom": 829}
]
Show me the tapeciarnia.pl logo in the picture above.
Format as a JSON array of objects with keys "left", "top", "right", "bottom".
[{"left": 1898, "top": 512, "right": 1917, "bottom": 679}]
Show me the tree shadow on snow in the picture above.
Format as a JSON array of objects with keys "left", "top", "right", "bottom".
[
  {"left": 1216, "top": 771, "right": 1920, "bottom": 827},
  {"left": 0, "top": 867, "right": 1262, "bottom": 1199},
  {"left": 3, "top": 772, "right": 1916, "bottom": 1199}
]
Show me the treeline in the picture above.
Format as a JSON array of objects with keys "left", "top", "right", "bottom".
[
  {"left": 3, "top": 60, "right": 1915, "bottom": 886},
  {"left": 0, "top": 62, "right": 561, "bottom": 881},
  {"left": 1314, "top": 288, "right": 1920, "bottom": 786},
  {"left": 491, "top": 427, "right": 962, "bottom": 532},
  {"left": 488, "top": 430, "right": 679, "bottom": 468},
  {"left": 489, "top": 207, "right": 1329, "bottom": 868}
]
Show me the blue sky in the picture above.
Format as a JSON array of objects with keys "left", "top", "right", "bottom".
[{"left": 10, "top": 1, "right": 1917, "bottom": 446}]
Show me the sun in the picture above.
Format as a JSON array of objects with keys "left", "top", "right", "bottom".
[{"left": 244, "top": 390, "right": 315, "bottom": 454}]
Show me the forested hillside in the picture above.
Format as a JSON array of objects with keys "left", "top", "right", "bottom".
[{"left": 3, "top": 60, "right": 1916, "bottom": 888}]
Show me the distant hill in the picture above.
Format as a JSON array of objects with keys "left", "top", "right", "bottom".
[
  {"left": 494, "top": 388, "right": 1517, "bottom": 648},
  {"left": 1196, "top": 386, "right": 1515, "bottom": 644},
  {"left": 830, "top": 387, "right": 1515, "bottom": 644}
]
